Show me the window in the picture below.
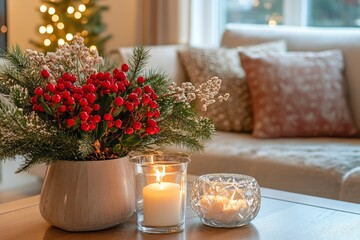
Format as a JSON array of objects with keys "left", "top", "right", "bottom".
[
  {"left": 308, "top": 0, "right": 360, "bottom": 27},
  {"left": 224, "top": 0, "right": 284, "bottom": 26},
  {"left": 222, "top": 0, "right": 360, "bottom": 28},
  {"left": 189, "top": 0, "right": 360, "bottom": 47}
]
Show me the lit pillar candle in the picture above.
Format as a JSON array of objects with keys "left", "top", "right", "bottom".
[{"left": 142, "top": 167, "right": 181, "bottom": 226}]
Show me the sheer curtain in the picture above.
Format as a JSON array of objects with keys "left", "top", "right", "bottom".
[{"left": 136, "top": 0, "right": 189, "bottom": 45}]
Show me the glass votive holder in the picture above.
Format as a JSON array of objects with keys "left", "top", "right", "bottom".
[
  {"left": 130, "top": 154, "right": 190, "bottom": 234},
  {"left": 191, "top": 173, "right": 261, "bottom": 228}
]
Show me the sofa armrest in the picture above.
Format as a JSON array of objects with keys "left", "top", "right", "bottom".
[{"left": 118, "top": 44, "right": 187, "bottom": 84}]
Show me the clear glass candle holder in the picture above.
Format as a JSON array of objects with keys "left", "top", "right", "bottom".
[
  {"left": 130, "top": 154, "right": 190, "bottom": 234},
  {"left": 191, "top": 173, "right": 261, "bottom": 228}
]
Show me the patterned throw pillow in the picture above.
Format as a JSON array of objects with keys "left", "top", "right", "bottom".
[
  {"left": 177, "top": 41, "right": 286, "bottom": 132},
  {"left": 240, "top": 50, "right": 358, "bottom": 138}
]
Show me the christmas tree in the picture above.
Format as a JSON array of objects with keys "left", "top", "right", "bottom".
[{"left": 30, "top": 0, "right": 111, "bottom": 56}]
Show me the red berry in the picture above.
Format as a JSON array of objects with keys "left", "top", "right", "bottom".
[
  {"left": 154, "top": 126, "right": 160, "bottom": 133},
  {"left": 79, "top": 98, "right": 88, "bottom": 107},
  {"left": 52, "top": 94, "right": 61, "bottom": 103},
  {"left": 144, "top": 85, "right": 152, "bottom": 93},
  {"left": 58, "top": 105, "right": 66, "bottom": 113},
  {"left": 62, "top": 73, "right": 71, "bottom": 81},
  {"left": 32, "top": 104, "right": 39, "bottom": 111},
  {"left": 56, "top": 83, "right": 65, "bottom": 91},
  {"left": 66, "top": 118, "right": 75, "bottom": 127},
  {"left": 108, "top": 121, "right": 114, "bottom": 128},
  {"left": 110, "top": 84, "right": 118, "bottom": 93},
  {"left": 147, "top": 119, "right": 157, "bottom": 127},
  {"left": 34, "top": 87, "right": 44, "bottom": 96},
  {"left": 69, "top": 75, "right": 76, "bottom": 83},
  {"left": 79, "top": 111, "right": 89, "bottom": 121},
  {"left": 82, "top": 84, "right": 89, "bottom": 92},
  {"left": 89, "top": 122, "right": 96, "bottom": 130},
  {"left": 44, "top": 93, "right": 51, "bottom": 101},
  {"left": 61, "top": 90, "right": 71, "bottom": 99},
  {"left": 147, "top": 111, "right": 154, "bottom": 118},
  {"left": 102, "top": 89, "right": 110, "bottom": 95},
  {"left": 123, "top": 80, "right": 130, "bottom": 86},
  {"left": 128, "top": 93, "right": 138, "bottom": 101},
  {"left": 93, "top": 104, "right": 100, "bottom": 111},
  {"left": 87, "top": 84, "right": 96, "bottom": 93},
  {"left": 114, "top": 96, "right": 124, "bottom": 106},
  {"left": 125, "top": 102, "right": 134, "bottom": 111},
  {"left": 86, "top": 78, "right": 93, "bottom": 84},
  {"left": 64, "top": 81, "right": 72, "bottom": 89},
  {"left": 149, "top": 101, "right": 158, "bottom": 109},
  {"left": 103, "top": 113, "right": 113, "bottom": 121},
  {"left": 81, "top": 123, "right": 90, "bottom": 131},
  {"left": 41, "top": 69, "right": 50, "bottom": 79},
  {"left": 67, "top": 106, "right": 74, "bottom": 112},
  {"left": 134, "top": 87, "right": 142, "bottom": 95},
  {"left": 83, "top": 106, "right": 92, "bottom": 114},
  {"left": 154, "top": 109, "right": 160, "bottom": 118},
  {"left": 104, "top": 72, "right": 111, "bottom": 80},
  {"left": 126, "top": 127, "right": 134, "bottom": 135},
  {"left": 133, "top": 99, "right": 140, "bottom": 106},
  {"left": 93, "top": 115, "right": 101, "bottom": 123},
  {"left": 133, "top": 121, "right": 142, "bottom": 130},
  {"left": 38, "top": 105, "right": 45, "bottom": 112},
  {"left": 115, "top": 119, "right": 122, "bottom": 128},
  {"left": 66, "top": 97, "right": 75, "bottom": 105},
  {"left": 57, "top": 78, "right": 64, "bottom": 84},
  {"left": 31, "top": 96, "right": 38, "bottom": 104},
  {"left": 115, "top": 71, "right": 126, "bottom": 81},
  {"left": 101, "top": 80, "right": 111, "bottom": 89},
  {"left": 137, "top": 76, "right": 145, "bottom": 84},
  {"left": 46, "top": 83, "right": 56, "bottom": 92},
  {"left": 97, "top": 72, "right": 104, "bottom": 80},
  {"left": 116, "top": 82, "right": 126, "bottom": 91},
  {"left": 142, "top": 94, "right": 151, "bottom": 105},
  {"left": 85, "top": 93, "right": 97, "bottom": 104},
  {"left": 121, "top": 63, "right": 129, "bottom": 72},
  {"left": 112, "top": 68, "right": 119, "bottom": 75},
  {"left": 151, "top": 93, "right": 158, "bottom": 100},
  {"left": 146, "top": 127, "right": 156, "bottom": 135}
]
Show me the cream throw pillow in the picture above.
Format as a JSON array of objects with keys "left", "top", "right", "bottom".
[{"left": 177, "top": 41, "right": 286, "bottom": 132}]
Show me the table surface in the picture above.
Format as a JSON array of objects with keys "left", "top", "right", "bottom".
[{"left": 1, "top": 186, "right": 360, "bottom": 240}]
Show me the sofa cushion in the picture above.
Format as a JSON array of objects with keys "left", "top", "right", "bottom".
[
  {"left": 221, "top": 23, "right": 360, "bottom": 130},
  {"left": 184, "top": 131, "right": 360, "bottom": 203},
  {"left": 177, "top": 41, "right": 286, "bottom": 132},
  {"left": 240, "top": 49, "right": 358, "bottom": 138}
]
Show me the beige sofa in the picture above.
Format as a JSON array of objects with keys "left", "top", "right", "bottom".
[{"left": 120, "top": 24, "right": 360, "bottom": 204}]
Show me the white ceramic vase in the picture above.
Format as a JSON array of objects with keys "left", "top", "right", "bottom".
[{"left": 39, "top": 156, "right": 135, "bottom": 231}]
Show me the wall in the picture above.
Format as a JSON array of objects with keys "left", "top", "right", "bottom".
[{"left": 7, "top": 0, "right": 137, "bottom": 54}]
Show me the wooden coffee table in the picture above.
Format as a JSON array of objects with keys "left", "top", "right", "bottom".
[{"left": 0, "top": 187, "right": 359, "bottom": 240}]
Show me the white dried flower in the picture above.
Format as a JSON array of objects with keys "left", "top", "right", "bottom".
[
  {"left": 166, "top": 76, "right": 229, "bottom": 111},
  {"left": 24, "top": 36, "right": 103, "bottom": 84}
]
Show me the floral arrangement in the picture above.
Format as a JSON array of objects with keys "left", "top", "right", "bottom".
[{"left": 0, "top": 37, "right": 228, "bottom": 172}]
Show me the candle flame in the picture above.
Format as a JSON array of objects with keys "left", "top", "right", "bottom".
[{"left": 155, "top": 165, "right": 165, "bottom": 183}]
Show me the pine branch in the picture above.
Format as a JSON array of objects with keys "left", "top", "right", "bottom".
[
  {"left": 4, "top": 45, "right": 28, "bottom": 69},
  {"left": 127, "top": 46, "right": 150, "bottom": 82}
]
